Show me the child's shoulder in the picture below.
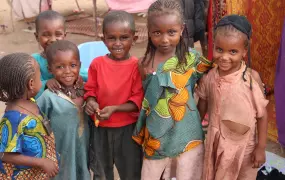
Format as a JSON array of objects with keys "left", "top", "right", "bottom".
[
  {"left": 31, "top": 53, "right": 43, "bottom": 60},
  {"left": 1, "top": 110, "right": 32, "bottom": 126},
  {"left": 37, "top": 89, "right": 56, "bottom": 101}
]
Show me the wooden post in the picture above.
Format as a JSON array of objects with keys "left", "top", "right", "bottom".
[
  {"left": 6, "top": 0, "right": 15, "bottom": 32},
  {"left": 92, "top": 0, "right": 98, "bottom": 40}
]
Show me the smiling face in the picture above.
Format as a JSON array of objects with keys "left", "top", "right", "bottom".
[
  {"left": 102, "top": 22, "right": 136, "bottom": 60},
  {"left": 148, "top": 13, "right": 184, "bottom": 54},
  {"left": 35, "top": 19, "right": 66, "bottom": 52},
  {"left": 48, "top": 50, "right": 80, "bottom": 87},
  {"left": 213, "top": 31, "right": 248, "bottom": 76}
]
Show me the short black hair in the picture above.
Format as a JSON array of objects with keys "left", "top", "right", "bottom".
[
  {"left": 46, "top": 40, "right": 80, "bottom": 65},
  {"left": 0, "top": 53, "right": 36, "bottom": 102},
  {"left": 35, "top": 10, "right": 65, "bottom": 32},
  {"left": 102, "top": 10, "right": 135, "bottom": 34}
]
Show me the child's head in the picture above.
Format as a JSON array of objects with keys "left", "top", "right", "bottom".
[
  {"left": 34, "top": 10, "right": 66, "bottom": 52},
  {"left": 214, "top": 15, "right": 252, "bottom": 76},
  {"left": 102, "top": 10, "right": 137, "bottom": 60},
  {"left": 46, "top": 40, "right": 81, "bottom": 88},
  {"left": 142, "top": 0, "right": 188, "bottom": 66},
  {"left": 0, "top": 53, "right": 41, "bottom": 102}
]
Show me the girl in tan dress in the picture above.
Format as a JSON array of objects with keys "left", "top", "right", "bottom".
[{"left": 196, "top": 15, "right": 268, "bottom": 180}]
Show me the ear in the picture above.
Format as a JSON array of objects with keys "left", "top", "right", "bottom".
[
  {"left": 48, "top": 65, "right": 52, "bottom": 73},
  {"left": 27, "top": 78, "right": 34, "bottom": 91},
  {"left": 132, "top": 35, "right": 138, "bottom": 46},
  {"left": 243, "top": 48, "right": 248, "bottom": 59},
  {"left": 34, "top": 32, "right": 39, "bottom": 42},
  {"left": 101, "top": 35, "right": 105, "bottom": 42},
  {"left": 78, "top": 61, "right": 81, "bottom": 69}
]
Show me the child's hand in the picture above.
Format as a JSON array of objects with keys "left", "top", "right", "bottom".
[
  {"left": 46, "top": 79, "right": 61, "bottom": 92},
  {"left": 98, "top": 106, "right": 117, "bottom": 120},
  {"left": 40, "top": 159, "right": 59, "bottom": 178},
  {"left": 85, "top": 97, "right": 99, "bottom": 115},
  {"left": 251, "top": 146, "right": 266, "bottom": 168},
  {"left": 74, "top": 76, "right": 84, "bottom": 89}
]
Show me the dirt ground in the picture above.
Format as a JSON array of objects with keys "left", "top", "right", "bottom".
[{"left": 0, "top": 0, "right": 284, "bottom": 179}]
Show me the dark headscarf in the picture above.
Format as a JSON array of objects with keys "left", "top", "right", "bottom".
[{"left": 215, "top": 15, "right": 253, "bottom": 88}]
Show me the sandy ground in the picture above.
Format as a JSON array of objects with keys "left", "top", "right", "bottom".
[{"left": 0, "top": 0, "right": 284, "bottom": 179}]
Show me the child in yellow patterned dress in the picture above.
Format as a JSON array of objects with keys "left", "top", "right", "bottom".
[{"left": 0, "top": 53, "right": 59, "bottom": 179}]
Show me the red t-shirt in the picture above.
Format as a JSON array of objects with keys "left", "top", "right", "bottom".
[{"left": 84, "top": 55, "right": 144, "bottom": 127}]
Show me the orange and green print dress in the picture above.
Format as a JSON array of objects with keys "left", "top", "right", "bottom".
[{"left": 132, "top": 49, "right": 212, "bottom": 159}]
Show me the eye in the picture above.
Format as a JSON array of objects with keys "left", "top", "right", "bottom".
[
  {"left": 120, "top": 36, "right": 129, "bottom": 41},
  {"left": 230, "top": 50, "right": 238, "bottom": 55},
  {"left": 71, "top": 64, "right": 77, "bottom": 68},
  {"left": 55, "top": 32, "right": 64, "bottom": 37},
  {"left": 152, "top": 31, "right": 161, "bottom": 36},
  {"left": 168, "top": 30, "right": 177, "bottom": 36},
  {"left": 56, "top": 65, "right": 64, "bottom": 69},
  {"left": 107, "top": 36, "right": 116, "bottom": 41},
  {"left": 216, "top": 47, "right": 223, "bottom": 53},
  {"left": 41, "top": 33, "right": 50, "bottom": 37}
]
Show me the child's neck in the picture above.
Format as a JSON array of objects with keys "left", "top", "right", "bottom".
[
  {"left": 40, "top": 51, "right": 47, "bottom": 59},
  {"left": 5, "top": 98, "right": 39, "bottom": 116},
  {"left": 59, "top": 83, "right": 84, "bottom": 99},
  {"left": 108, "top": 53, "right": 130, "bottom": 61},
  {"left": 155, "top": 49, "right": 176, "bottom": 62}
]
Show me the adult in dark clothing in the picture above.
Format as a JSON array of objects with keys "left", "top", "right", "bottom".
[{"left": 181, "top": 0, "right": 208, "bottom": 56}]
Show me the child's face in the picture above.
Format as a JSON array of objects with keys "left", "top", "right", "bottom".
[
  {"left": 213, "top": 32, "right": 248, "bottom": 76},
  {"left": 31, "top": 59, "right": 42, "bottom": 97},
  {"left": 35, "top": 19, "right": 66, "bottom": 52},
  {"left": 103, "top": 22, "right": 136, "bottom": 60},
  {"left": 148, "top": 14, "right": 183, "bottom": 54},
  {"left": 48, "top": 50, "right": 81, "bottom": 87}
]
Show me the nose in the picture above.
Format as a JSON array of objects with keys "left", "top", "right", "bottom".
[
  {"left": 220, "top": 53, "right": 231, "bottom": 61},
  {"left": 114, "top": 39, "right": 121, "bottom": 46},
  {"left": 49, "top": 35, "right": 57, "bottom": 43},
  {"left": 64, "top": 66, "right": 71, "bottom": 73},
  {"left": 161, "top": 34, "right": 169, "bottom": 44}
]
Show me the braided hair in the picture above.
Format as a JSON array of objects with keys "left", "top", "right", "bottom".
[
  {"left": 0, "top": 53, "right": 36, "bottom": 102},
  {"left": 142, "top": 0, "right": 189, "bottom": 67},
  {"left": 214, "top": 15, "right": 252, "bottom": 88}
]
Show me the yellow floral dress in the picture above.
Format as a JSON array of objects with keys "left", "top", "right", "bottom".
[{"left": 133, "top": 49, "right": 212, "bottom": 159}]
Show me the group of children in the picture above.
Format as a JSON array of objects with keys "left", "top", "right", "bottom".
[{"left": 0, "top": 0, "right": 268, "bottom": 180}]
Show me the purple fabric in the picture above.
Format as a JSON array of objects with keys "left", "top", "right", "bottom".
[{"left": 275, "top": 18, "right": 285, "bottom": 147}]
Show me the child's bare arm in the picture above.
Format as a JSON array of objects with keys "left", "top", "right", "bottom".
[
  {"left": 2, "top": 153, "right": 58, "bottom": 177},
  {"left": 252, "top": 109, "right": 267, "bottom": 168},
  {"left": 197, "top": 98, "right": 208, "bottom": 121},
  {"left": 256, "top": 111, "right": 268, "bottom": 149},
  {"left": 250, "top": 69, "right": 265, "bottom": 96}
]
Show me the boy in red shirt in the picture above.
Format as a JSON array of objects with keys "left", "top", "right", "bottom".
[{"left": 84, "top": 10, "right": 143, "bottom": 180}]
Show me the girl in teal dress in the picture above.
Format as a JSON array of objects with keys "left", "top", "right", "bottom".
[
  {"left": 0, "top": 53, "right": 59, "bottom": 179},
  {"left": 32, "top": 10, "right": 87, "bottom": 99},
  {"left": 37, "top": 40, "right": 90, "bottom": 180}
]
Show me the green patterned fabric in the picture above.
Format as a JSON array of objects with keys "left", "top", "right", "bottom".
[{"left": 133, "top": 49, "right": 212, "bottom": 159}]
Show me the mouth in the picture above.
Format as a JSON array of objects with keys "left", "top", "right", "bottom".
[
  {"left": 63, "top": 76, "right": 74, "bottom": 82},
  {"left": 219, "top": 62, "right": 230, "bottom": 68},
  {"left": 113, "top": 49, "right": 123, "bottom": 53},
  {"left": 160, "top": 45, "right": 171, "bottom": 50}
]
